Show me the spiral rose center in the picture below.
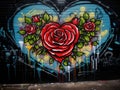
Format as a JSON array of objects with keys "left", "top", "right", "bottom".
[
  {"left": 53, "top": 29, "right": 65, "bottom": 44},
  {"left": 87, "top": 24, "right": 92, "bottom": 28},
  {"left": 84, "top": 22, "right": 95, "bottom": 31}
]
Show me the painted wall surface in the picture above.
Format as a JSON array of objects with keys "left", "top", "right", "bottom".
[{"left": 0, "top": 0, "right": 120, "bottom": 83}]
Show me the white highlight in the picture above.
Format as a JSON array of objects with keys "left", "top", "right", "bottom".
[{"left": 18, "top": 41, "right": 24, "bottom": 49}]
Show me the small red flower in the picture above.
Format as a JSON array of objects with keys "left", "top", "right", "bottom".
[
  {"left": 32, "top": 15, "right": 40, "bottom": 22},
  {"left": 84, "top": 22, "right": 95, "bottom": 31},
  {"left": 25, "top": 24, "right": 36, "bottom": 34},
  {"left": 72, "top": 17, "right": 79, "bottom": 25}
]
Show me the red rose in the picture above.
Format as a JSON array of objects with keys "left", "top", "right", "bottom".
[
  {"left": 25, "top": 24, "right": 36, "bottom": 34},
  {"left": 41, "top": 22, "right": 79, "bottom": 63},
  {"left": 84, "top": 22, "right": 95, "bottom": 31},
  {"left": 32, "top": 15, "right": 40, "bottom": 22},
  {"left": 72, "top": 17, "right": 79, "bottom": 25}
]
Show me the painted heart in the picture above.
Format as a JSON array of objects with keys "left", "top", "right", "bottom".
[
  {"left": 41, "top": 22, "right": 79, "bottom": 63},
  {"left": 11, "top": 1, "right": 111, "bottom": 73}
]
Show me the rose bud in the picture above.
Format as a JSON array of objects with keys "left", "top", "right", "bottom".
[
  {"left": 32, "top": 15, "right": 40, "bottom": 23},
  {"left": 72, "top": 17, "right": 79, "bottom": 25}
]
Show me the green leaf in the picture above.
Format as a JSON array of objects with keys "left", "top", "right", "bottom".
[
  {"left": 83, "top": 12, "right": 89, "bottom": 20},
  {"left": 80, "top": 30, "right": 84, "bottom": 34},
  {"left": 49, "top": 58, "right": 54, "bottom": 64},
  {"left": 84, "top": 36, "right": 90, "bottom": 42},
  {"left": 59, "top": 64, "right": 65, "bottom": 71},
  {"left": 72, "top": 56, "right": 76, "bottom": 60},
  {"left": 79, "top": 37, "right": 85, "bottom": 42},
  {"left": 90, "top": 32, "right": 95, "bottom": 36},
  {"left": 65, "top": 57, "right": 69, "bottom": 61},
  {"left": 34, "top": 44, "right": 39, "bottom": 49},
  {"left": 95, "top": 26, "right": 100, "bottom": 31},
  {"left": 41, "top": 49, "right": 46, "bottom": 55},
  {"left": 87, "top": 32, "right": 91, "bottom": 36},
  {"left": 25, "top": 17, "right": 32, "bottom": 24},
  {"left": 36, "top": 21, "right": 42, "bottom": 26},
  {"left": 63, "top": 60, "right": 68, "bottom": 66},
  {"left": 95, "top": 20, "right": 101, "bottom": 26},
  {"left": 76, "top": 52, "right": 84, "bottom": 57},
  {"left": 37, "top": 50, "right": 42, "bottom": 55},
  {"left": 27, "top": 34, "right": 32, "bottom": 40},
  {"left": 31, "top": 34, "right": 39, "bottom": 42},
  {"left": 79, "top": 17, "right": 85, "bottom": 26},
  {"left": 84, "top": 42, "right": 89, "bottom": 45},
  {"left": 18, "top": 30, "right": 26, "bottom": 35},
  {"left": 43, "top": 12, "right": 50, "bottom": 22},
  {"left": 31, "top": 35, "right": 37, "bottom": 42},
  {"left": 90, "top": 18, "right": 95, "bottom": 22},
  {"left": 31, "top": 34, "right": 35, "bottom": 38},
  {"left": 33, "top": 37, "right": 36, "bottom": 42},
  {"left": 77, "top": 42, "right": 84, "bottom": 49},
  {"left": 73, "top": 48, "right": 77, "bottom": 53},
  {"left": 29, "top": 40, "right": 34, "bottom": 45},
  {"left": 24, "top": 36, "right": 28, "bottom": 43},
  {"left": 93, "top": 41, "right": 98, "bottom": 46},
  {"left": 30, "top": 47, "right": 36, "bottom": 53},
  {"left": 78, "top": 26, "right": 83, "bottom": 30},
  {"left": 36, "top": 36, "right": 39, "bottom": 41},
  {"left": 36, "top": 29, "right": 41, "bottom": 35}
]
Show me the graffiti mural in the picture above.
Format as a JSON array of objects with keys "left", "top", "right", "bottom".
[{"left": 0, "top": 0, "right": 120, "bottom": 83}]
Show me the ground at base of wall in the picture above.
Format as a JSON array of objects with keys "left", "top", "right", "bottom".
[{"left": 0, "top": 79, "right": 120, "bottom": 90}]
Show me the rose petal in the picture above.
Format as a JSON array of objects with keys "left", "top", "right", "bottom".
[
  {"left": 62, "top": 23, "right": 79, "bottom": 43},
  {"left": 64, "top": 30, "right": 75, "bottom": 45},
  {"left": 41, "top": 22, "right": 59, "bottom": 39},
  {"left": 44, "top": 29, "right": 57, "bottom": 49},
  {"left": 50, "top": 45, "right": 73, "bottom": 57},
  {"left": 51, "top": 56, "right": 64, "bottom": 63}
]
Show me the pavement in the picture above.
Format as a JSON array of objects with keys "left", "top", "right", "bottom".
[{"left": 0, "top": 80, "right": 120, "bottom": 90}]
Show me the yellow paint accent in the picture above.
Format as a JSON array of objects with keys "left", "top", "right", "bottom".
[
  {"left": 50, "top": 15, "right": 53, "bottom": 21},
  {"left": 81, "top": 45, "right": 91, "bottom": 52},
  {"left": 80, "top": 7, "right": 86, "bottom": 12},
  {"left": 40, "top": 59, "right": 44, "bottom": 64},
  {"left": 36, "top": 55, "right": 40, "bottom": 62},
  {"left": 64, "top": 14, "right": 75, "bottom": 22},
  {"left": 79, "top": 12, "right": 84, "bottom": 16},
  {"left": 101, "top": 30, "right": 108, "bottom": 37},
  {"left": 25, "top": 44, "right": 32, "bottom": 50},
  {"left": 84, "top": 51, "right": 90, "bottom": 57},
  {"left": 89, "top": 12, "right": 95, "bottom": 18},
  {"left": 76, "top": 57, "right": 82, "bottom": 64},
  {"left": 78, "top": 44, "right": 92, "bottom": 57},
  {"left": 18, "top": 18, "right": 24, "bottom": 22},
  {"left": 70, "top": 57, "right": 76, "bottom": 66},
  {"left": 43, "top": 53, "right": 50, "bottom": 63},
  {"left": 52, "top": 16, "right": 58, "bottom": 22},
  {"left": 79, "top": 7, "right": 86, "bottom": 17},
  {"left": 36, "top": 55, "right": 44, "bottom": 63}
]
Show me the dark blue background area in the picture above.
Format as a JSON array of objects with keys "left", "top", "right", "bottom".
[{"left": 0, "top": 0, "right": 120, "bottom": 84}]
